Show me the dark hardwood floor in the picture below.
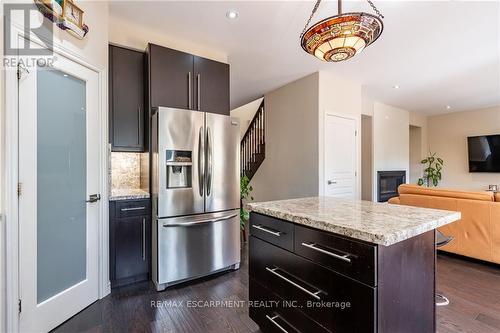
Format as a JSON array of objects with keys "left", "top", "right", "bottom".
[{"left": 52, "top": 248, "right": 500, "bottom": 333}]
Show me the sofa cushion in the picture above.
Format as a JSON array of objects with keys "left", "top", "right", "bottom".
[{"left": 398, "top": 184, "right": 494, "bottom": 202}]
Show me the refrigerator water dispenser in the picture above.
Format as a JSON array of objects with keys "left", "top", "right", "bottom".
[{"left": 166, "top": 150, "right": 192, "bottom": 189}]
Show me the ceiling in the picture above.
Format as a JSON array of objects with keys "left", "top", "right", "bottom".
[{"left": 109, "top": 1, "right": 500, "bottom": 115}]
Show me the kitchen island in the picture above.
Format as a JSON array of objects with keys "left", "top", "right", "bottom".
[{"left": 247, "top": 197, "right": 461, "bottom": 333}]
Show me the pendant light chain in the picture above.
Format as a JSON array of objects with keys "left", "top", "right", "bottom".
[
  {"left": 366, "top": 0, "right": 384, "bottom": 19},
  {"left": 300, "top": 0, "right": 384, "bottom": 39},
  {"left": 300, "top": 0, "right": 322, "bottom": 39}
]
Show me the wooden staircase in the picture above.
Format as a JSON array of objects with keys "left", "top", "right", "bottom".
[{"left": 241, "top": 101, "right": 265, "bottom": 181}]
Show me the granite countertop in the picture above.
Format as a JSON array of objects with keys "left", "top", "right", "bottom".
[
  {"left": 109, "top": 188, "right": 150, "bottom": 201},
  {"left": 247, "top": 197, "right": 461, "bottom": 246}
]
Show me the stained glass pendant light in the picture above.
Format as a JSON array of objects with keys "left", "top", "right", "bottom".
[{"left": 300, "top": 0, "right": 384, "bottom": 62}]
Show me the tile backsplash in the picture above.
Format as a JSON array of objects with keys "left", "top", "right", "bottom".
[{"left": 111, "top": 152, "right": 149, "bottom": 191}]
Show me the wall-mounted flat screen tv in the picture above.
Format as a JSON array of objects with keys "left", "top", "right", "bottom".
[{"left": 468, "top": 134, "right": 500, "bottom": 172}]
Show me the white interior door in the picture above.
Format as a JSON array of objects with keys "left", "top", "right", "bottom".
[
  {"left": 18, "top": 50, "right": 100, "bottom": 332},
  {"left": 324, "top": 114, "right": 357, "bottom": 199}
]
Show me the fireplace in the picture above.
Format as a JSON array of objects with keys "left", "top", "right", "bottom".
[{"left": 377, "top": 171, "right": 406, "bottom": 202}]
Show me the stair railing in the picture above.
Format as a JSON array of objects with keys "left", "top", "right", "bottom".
[{"left": 241, "top": 100, "right": 265, "bottom": 180}]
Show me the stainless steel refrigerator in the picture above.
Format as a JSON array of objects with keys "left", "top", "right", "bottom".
[{"left": 151, "top": 106, "right": 240, "bottom": 291}]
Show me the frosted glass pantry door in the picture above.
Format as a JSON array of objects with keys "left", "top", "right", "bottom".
[{"left": 18, "top": 46, "right": 100, "bottom": 332}]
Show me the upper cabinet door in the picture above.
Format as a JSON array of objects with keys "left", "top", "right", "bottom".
[
  {"left": 109, "top": 45, "right": 145, "bottom": 152},
  {"left": 194, "top": 56, "right": 230, "bottom": 115},
  {"left": 149, "top": 44, "right": 194, "bottom": 109}
]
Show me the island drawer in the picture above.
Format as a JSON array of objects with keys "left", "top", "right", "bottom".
[
  {"left": 250, "top": 213, "right": 294, "bottom": 251},
  {"left": 294, "top": 224, "right": 377, "bottom": 286},
  {"left": 249, "top": 278, "right": 330, "bottom": 333},
  {"left": 250, "top": 236, "right": 376, "bottom": 333}
]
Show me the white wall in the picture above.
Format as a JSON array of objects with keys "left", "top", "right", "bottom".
[
  {"left": 372, "top": 102, "right": 410, "bottom": 200},
  {"left": 318, "top": 71, "right": 362, "bottom": 197},
  {"left": 408, "top": 111, "right": 428, "bottom": 184},
  {"left": 410, "top": 111, "right": 428, "bottom": 156},
  {"left": 428, "top": 106, "right": 500, "bottom": 190},
  {"left": 108, "top": 14, "right": 227, "bottom": 63},
  {"left": 250, "top": 73, "right": 319, "bottom": 202},
  {"left": 409, "top": 125, "right": 422, "bottom": 184},
  {"left": 361, "top": 115, "right": 373, "bottom": 200},
  {"left": 0, "top": 5, "right": 5, "bottom": 332},
  {"left": 230, "top": 97, "right": 263, "bottom": 139}
]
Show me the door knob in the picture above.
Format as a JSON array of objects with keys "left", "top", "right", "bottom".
[
  {"left": 86, "top": 194, "right": 101, "bottom": 203},
  {"left": 327, "top": 180, "right": 337, "bottom": 185}
]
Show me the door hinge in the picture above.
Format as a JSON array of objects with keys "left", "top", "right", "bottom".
[
  {"left": 18, "top": 299, "right": 22, "bottom": 314},
  {"left": 17, "top": 63, "right": 29, "bottom": 80},
  {"left": 17, "top": 183, "right": 22, "bottom": 197}
]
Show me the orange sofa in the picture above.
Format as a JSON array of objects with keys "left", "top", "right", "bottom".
[{"left": 388, "top": 184, "right": 500, "bottom": 264}]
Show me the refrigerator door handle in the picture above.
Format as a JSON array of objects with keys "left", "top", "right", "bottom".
[
  {"left": 206, "top": 126, "right": 213, "bottom": 196},
  {"left": 198, "top": 126, "right": 204, "bottom": 197},
  {"left": 162, "top": 213, "right": 237, "bottom": 227}
]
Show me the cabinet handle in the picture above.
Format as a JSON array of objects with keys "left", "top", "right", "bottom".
[
  {"left": 301, "top": 242, "right": 351, "bottom": 263},
  {"left": 265, "top": 314, "right": 290, "bottom": 333},
  {"left": 137, "top": 107, "right": 141, "bottom": 144},
  {"left": 188, "top": 72, "right": 192, "bottom": 109},
  {"left": 265, "top": 267, "right": 322, "bottom": 300},
  {"left": 142, "top": 218, "right": 146, "bottom": 261},
  {"left": 120, "top": 206, "right": 146, "bottom": 212},
  {"left": 197, "top": 74, "right": 201, "bottom": 111},
  {"left": 252, "top": 224, "right": 281, "bottom": 236}
]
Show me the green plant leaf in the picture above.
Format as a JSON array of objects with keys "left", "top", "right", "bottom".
[
  {"left": 436, "top": 164, "right": 442, "bottom": 171},
  {"left": 437, "top": 158, "right": 443, "bottom": 165},
  {"left": 428, "top": 157, "right": 435, "bottom": 164},
  {"left": 421, "top": 159, "right": 428, "bottom": 164},
  {"left": 418, "top": 178, "right": 424, "bottom": 186},
  {"left": 432, "top": 178, "right": 438, "bottom": 186}
]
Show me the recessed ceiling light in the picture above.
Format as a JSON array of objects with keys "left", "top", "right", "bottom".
[
  {"left": 226, "top": 10, "right": 239, "bottom": 20},
  {"left": 446, "top": 105, "right": 451, "bottom": 109},
  {"left": 393, "top": 85, "right": 400, "bottom": 89}
]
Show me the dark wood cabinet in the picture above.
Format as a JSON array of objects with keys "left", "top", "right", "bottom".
[
  {"left": 193, "top": 56, "right": 230, "bottom": 114},
  {"left": 109, "top": 45, "right": 146, "bottom": 152},
  {"left": 250, "top": 236, "right": 376, "bottom": 333},
  {"left": 148, "top": 44, "right": 193, "bottom": 110},
  {"left": 148, "top": 43, "right": 230, "bottom": 115},
  {"left": 249, "top": 212, "right": 436, "bottom": 333},
  {"left": 249, "top": 279, "right": 331, "bottom": 333},
  {"left": 110, "top": 199, "right": 151, "bottom": 288}
]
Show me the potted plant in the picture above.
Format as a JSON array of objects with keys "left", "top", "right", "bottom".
[
  {"left": 418, "top": 152, "right": 444, "bottom": 187},
  {"left": 240, "top": 175, "right": 253, "bottom": 243}
]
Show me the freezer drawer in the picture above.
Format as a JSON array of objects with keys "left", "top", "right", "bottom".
[{"left": 154, "top": 210, "right": 240, "bottom": 290}]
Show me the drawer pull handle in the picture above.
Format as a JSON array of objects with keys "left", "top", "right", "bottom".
[
  {"left": 266, "top": 314, "right": 289, "bottom": 333},
  {"left": 252, "top": 224, "right": 281, "bottom": 236},
  {"left": 120, "top": 206, "right": 146, "bottom": 212},
  {"left": 301, "top": 242, "right": 351, "bottom": 263},
  {"left": 266, "top": 267, "right": 322, "bottom": 300}
]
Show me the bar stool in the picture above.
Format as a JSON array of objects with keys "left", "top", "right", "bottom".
[{"left": 436, "top": 230, "right": 453, "bottom": 306}]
